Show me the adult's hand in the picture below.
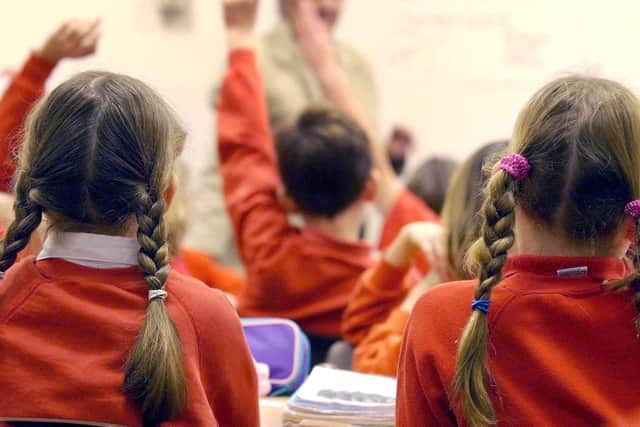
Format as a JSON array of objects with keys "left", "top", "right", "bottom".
[{"left": 36, "top": 18, "right": 101, "bottom": 65}]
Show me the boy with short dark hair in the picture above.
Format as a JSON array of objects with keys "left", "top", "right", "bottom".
[
  {"left": 275, "top": 108, "right": 373, "bottom": 219},
  {"left": 219, "top": 0, "right": 437, "bottom": 362}
]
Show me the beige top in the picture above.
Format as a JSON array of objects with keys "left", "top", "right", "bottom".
[
  {"left": 258, "top": 22, "right": 378, "bottom": 131},
  {"left": 185, "top": 22, "right": 378, "bottom": 261}
]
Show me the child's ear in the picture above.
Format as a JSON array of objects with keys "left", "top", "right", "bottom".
[
  {"left": 277, "top": 188, "right": 300, "bottom": 213},
  {"left": 163, "top": 174, "right": 177, "bottom": 209},
  {"left": 362, "top": 172, "right": 378, "bottom": 202}
]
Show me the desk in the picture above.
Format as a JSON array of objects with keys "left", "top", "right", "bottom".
[{"left": 259, "top": 397, "right": 288, "bottom": 427}]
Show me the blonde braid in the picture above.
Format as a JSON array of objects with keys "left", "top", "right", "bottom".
[
  {"left": 123, "top": 192, "right": 186, "bottom": 427},
  {"left": 453, "top": 170, "right": 516, "bottom": 427}
]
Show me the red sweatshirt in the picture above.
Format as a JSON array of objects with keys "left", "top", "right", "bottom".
[
  {"left": 341, "top": 260, "right": 418, "bottom": 376},
  {"left": 218, "top": 50, "right": 437, "bottom": 337},
  {"left": 396, "top": 255, "right": 640, "bottom": 426},
  {"left": 342, "top": 260, "right": 416, "bottom": 345},
  {"left": 171, "top": 247, "right": 245, "bottom": 300},
  {"left": 0, "top": 53, "right": 54, "bottom": 192},
  {"left": 0, "top": 257, "right": 259, "bottom": 426}
]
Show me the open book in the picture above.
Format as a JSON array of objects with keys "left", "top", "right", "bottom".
[{"left": 284, "top": 366, "right": 396, "bottom": 427}]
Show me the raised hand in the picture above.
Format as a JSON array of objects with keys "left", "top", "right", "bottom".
[
  {"left": 384, "top": 222, "right": 446, "bottom": 272},
  {"left": 36, "top": 19, "right": 101, "bottom": 65},
  {"left": 223, "top": 0, "right": 258, "bottom": 50}
]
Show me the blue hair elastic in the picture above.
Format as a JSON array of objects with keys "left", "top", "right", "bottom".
[{"left": 471, "top": 299, "right": 490, "bottom": 315}]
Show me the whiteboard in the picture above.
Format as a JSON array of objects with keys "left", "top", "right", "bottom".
[{"left": 333, "top": 0, "right": 640, "bottom": 163}]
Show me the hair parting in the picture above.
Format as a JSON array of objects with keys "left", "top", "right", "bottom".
[{"left": 0, "top": 71, "right": 188, "bottom": 426}]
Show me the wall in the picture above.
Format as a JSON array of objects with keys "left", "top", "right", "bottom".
[{"left": 2, "top": 0, "right": 640, "bottom": 176}]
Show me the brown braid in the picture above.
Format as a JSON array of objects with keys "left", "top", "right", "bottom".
[
  {"left": 453, "top": 170, "right": 516, "bottom": 427},
  {"left": 13, "top": 71, "right": 188, "bottom": 425},
  {"left": 124, "top": 193, "right": 186, "bottom": 427},
  {"left": 443, "top": 76, "right": 640, "bottom": 426},
  {"left": 0, "top": 174, "right": 42, "bottom": 273}
]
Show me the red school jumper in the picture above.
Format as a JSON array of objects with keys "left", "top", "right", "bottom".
[
  {"left": 218, "top": 50, "right": 437, "bottom": 337},
  {"left": 396, "top": 255, "right": 640, "bottom": 426},
  {"left": 0, "top": 257, "right": 259, "bottom": 427},
  {"left": 341, "top": 260, "right": 420, "bottom": 376},
  {"left": 0, "top": 53, "right": 54, "bottom": 192}
]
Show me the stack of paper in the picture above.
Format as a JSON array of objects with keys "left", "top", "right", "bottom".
[{"left": 283, "top": 366, "right": 396, "bottom": 427}]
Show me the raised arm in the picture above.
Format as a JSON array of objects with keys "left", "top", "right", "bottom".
[
  {"left": 0, "top": 19, "right": 100, "bottom": 192},
  {"left": 343, "top": 222, "right": 444, "bottom": 343},
  {"left": 291, "top": 0, "right": 402, "bottom": 214},
  {"left": 0, "top": 56, "right": 53, "bottom": 192},
  {"left": 218, "top": 0, "right": 295, "bottom": 268},
  {"left": 342, "top": 260, "right": 415, "bottom": 345}
]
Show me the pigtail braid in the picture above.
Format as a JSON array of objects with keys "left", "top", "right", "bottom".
[
  {"left": 124, "top": 192, "right": 187, "bottom": 427},
  {"left": 0, "top": 174, "right": 42, "bottom": 273},
  {"left": 453, "top": 170, "right": 516, "bottom": 427}
]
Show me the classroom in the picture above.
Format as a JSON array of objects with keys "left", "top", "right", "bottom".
[{"left": 1, "top": 0, "right": 640, "bottom": 426}]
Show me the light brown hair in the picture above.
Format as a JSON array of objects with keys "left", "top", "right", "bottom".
[
  {"left": 453, "top": 76, "right": 640, "bottom": 426},
  {"left": 0, "top": 71, "right": 187, "bottom": 426},
  {"left": 440, "top": 142, "right": 507, "bottom": 279}
]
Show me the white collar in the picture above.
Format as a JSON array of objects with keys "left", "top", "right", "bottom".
[{"left": 37, "top": 231, "right": 139, "bottom": 269}]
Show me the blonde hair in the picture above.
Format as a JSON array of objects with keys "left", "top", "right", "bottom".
[
  {"left": 453, "top": 76, "right": 640, "bottom": 426},
  {"left": 0, "top": 71, "right": 187, "bottom": 426},
  {"left": 165, "top": 162, "right": 188, "bottom": 257},
  {"left": 441, "top": 141, "right": 507, "bottom": 279}
]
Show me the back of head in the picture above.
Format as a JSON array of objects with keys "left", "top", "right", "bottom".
[
  {"left": 453, "top": 76, "right": 640, "bottom": 426},
  {"left": 0, "top": 71, "right": 187, "bottom": 426},
  {"left": 275, "top": 108, "right": 372, "bottom": 217},
  {"left": 407, "top": 157, "right": 457, "bottom": 215},
  {"left": 441, "top": 141, "right": 507, "bottom": 279}
]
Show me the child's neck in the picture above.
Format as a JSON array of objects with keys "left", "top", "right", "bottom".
[
  {"left": 304, "top": 205, "right": 364, "bottom": 243},
  {"left": 514, "top": 209, "right": 627, "bottom": 259}
]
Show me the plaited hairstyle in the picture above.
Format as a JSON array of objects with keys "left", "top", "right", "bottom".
[
  {"left": 453, "top": 76, "right": 640, "bottom": 426},
  {"left": 0, "top": 71, "right": 187, "bottom": 426},
  {"left": 275, "top": 108, "right": 372, "bottom": 217}
]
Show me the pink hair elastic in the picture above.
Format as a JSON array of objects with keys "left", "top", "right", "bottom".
[
  {"left": 499, "top": 153, "right": 531, "bottom": 181},
  {"left": 625, "top": 200, "right": 640, "bottom": 218}
]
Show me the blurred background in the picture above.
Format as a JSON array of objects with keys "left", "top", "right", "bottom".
[{"left": 2, "top": 0, "right": 638, "bottom": 179}]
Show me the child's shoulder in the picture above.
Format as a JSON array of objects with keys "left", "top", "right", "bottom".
[
  {"left": 167, "top": 270, "right": 238, "bottom": 324},
  {"left": 416, "top": 279, "right": 477, "bottom": 312},
  {"left": 409, "top": 280, "right": 477, "bottom": 338}
]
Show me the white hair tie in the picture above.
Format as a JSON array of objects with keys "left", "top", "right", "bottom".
[{"left": 148, "top": 289, "right": 168, "bottom": 302}]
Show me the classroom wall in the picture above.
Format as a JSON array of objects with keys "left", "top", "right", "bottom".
[{"left": 2, "top": 0, "right": 640, "bottom": 178}]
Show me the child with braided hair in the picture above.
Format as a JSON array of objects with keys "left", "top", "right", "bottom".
[
  {"left": 342, "top": 141, "right": 507, "bottom": 377},
  {"left": 397, "top": 76, "right": 640, "bottom": 426},
  {"left": 0, "top": 71, "right": 258, "bottom": 425}
]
